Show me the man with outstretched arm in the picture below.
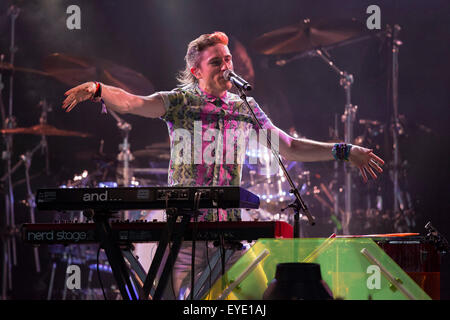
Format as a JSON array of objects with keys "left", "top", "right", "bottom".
[{"left": 62, "top": 31, "right": 384, "bottom": 299}]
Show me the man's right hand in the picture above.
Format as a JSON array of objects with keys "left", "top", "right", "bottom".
[
  {"left": 62, "top": 82, "right": 97, "bottom": 112},
  {"left": 61, "top": 81, "right": 165, "bottom": 118}
]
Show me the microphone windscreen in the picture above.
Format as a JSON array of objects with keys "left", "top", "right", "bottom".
[{"left": 223, "top": 70, "right": 232, "bottom": 80}]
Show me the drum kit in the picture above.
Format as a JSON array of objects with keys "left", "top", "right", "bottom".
[
  {"left": 245, "top": 19, "right": 416, "bottom": 239},
  {"left": 0, "top": 6, "right": 415, "bottom": 299},
  {"left": 245, "top": 18, "right": 382, "bottom": 234},
  {"left": 243, "top": 22, "right": 413, "bottom": 243}
]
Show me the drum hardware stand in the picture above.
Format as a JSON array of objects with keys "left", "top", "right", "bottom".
[
  {"left": 44, "top": 221, "right": 146, "bottom": 300},
  {"left": 329, "top": 113, "right": 341, "bottom": 234},
  {"left": 47, "top": 258, "right": 57, "bottom": 300},
  {"left": 234, "top": 85, "right": 315, "bottom": 239},
  {"left": 61, "top": 246, "right": 74, "bottom": 300},
  {"left": 108, "top": 108, "right": 133, "bottom": 187},
  {"left": 47, "top": 212, "right": 78, "bottom": 300},
  {"left": 37, "top": 99, "right": 51, "bottom": 175},
  {"left": 387, "top": 24, "right": 404, "bottom": 213},
  {"left": 313, "top": 48, "right": 358, "bottom": 235},
  {"left": 1, "top": 5, "right": 20, "bottom": 300},
  {"left": 108, "top": 109, "right": 134, "bottom": 220},
  {"left": 86, "top": 264, "right": 95, "bottom": 300},
  {"left": 15, "top": 139, "right": 50, "bottom": 274},
  {"left": 0, "top": 65, "right": 15, "bottom": 301},
  {"left": 45, "top": 240, "right": 83, "bottom": 300},
  {"left": 1, "top": 99, "right": 53, "bottom": 275},
  {"left": 99, "top": 112, "right": 159, "bottom": 296}
]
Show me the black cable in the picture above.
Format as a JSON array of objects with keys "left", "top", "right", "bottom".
[
  {"left": 169, "top": 233, "right": 177, "bottom": 299},
  {"left": 191, "top": 218, "right": 197, "bottom": 300},
  {"left": 205, "top": 241, "right": 212, "bottom": 297},
  {"left": 219, "top": 234, "right": 226, "bottom": 276},
  {"left": 190, "top": 191, "right": 201, "bottom": 300},
  {"left": 97, "top": 245, "right": 107, "bottom": 300},
  {"left": 160, "top": 194, "right": 177, "bottom": 299},
  {"left": 164, "top": 198, "right": 178, "bottom": 300},
  {"left": 217, "top": 207, "right": 226, "bottom": 279}
]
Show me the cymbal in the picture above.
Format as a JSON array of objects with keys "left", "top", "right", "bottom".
[
  {"left": 43, "top": 53, "right": 154, "bottom": 95},
  {"left": 253, "top": 18, "right": 367, "bottom": 55},
  {"left": 0, "top": 124, "right": 91, "bottom": 137},
  {"left": 134, "top": 142, "right": 170, "bottom": 160},
  {"left": 144, "top": 142, "right": 170, "bottom": 149},
  {"left": 133, "top": 150, "right": 170, "bottom": 160}
]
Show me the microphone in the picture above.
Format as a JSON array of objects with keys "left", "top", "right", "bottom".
[{"left": 223, "top": 70, "right": 252, "bottom": 91}]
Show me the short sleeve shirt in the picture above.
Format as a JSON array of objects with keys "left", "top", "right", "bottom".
[{"left": 158, "top": 84, "right": 271, "bottom": 221}]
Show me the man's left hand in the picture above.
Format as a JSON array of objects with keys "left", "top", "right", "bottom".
[{"left": 348, "top": 145, "right": 385, "bottom": 183}]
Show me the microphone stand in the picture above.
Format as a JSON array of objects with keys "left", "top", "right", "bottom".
[{"left": 234, "top": 85, "right": 315, "bottom": 238}]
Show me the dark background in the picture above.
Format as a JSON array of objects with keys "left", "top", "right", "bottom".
[{"left": 0, "top": 0, "right": 449, "bottom": 299}]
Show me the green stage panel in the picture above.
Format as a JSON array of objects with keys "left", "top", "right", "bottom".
[{"left": 204, "top": 238, "right": 431, "bottom": 300}]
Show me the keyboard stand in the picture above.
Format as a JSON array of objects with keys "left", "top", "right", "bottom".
[
  {"left": 141, "top": 208, "right": 193, "bottom": 300},
  {"left": 190, "top": 248, "right": 235, "bottom": 300},
  {"left": 92, "top": 210, "right": 139, "bottom": 300}
]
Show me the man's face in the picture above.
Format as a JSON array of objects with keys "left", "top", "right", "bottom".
[{"left": 192, "top": 44, "right": 233, "bottom": 96}]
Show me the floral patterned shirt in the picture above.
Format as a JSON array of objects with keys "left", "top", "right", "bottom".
[{"left": 158, "top": 84, "right": 271, "bottom": 221}]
